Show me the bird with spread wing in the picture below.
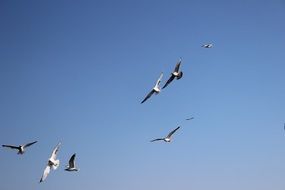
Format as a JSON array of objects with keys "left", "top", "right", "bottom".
[
  {"left": 65, "top": 153, "right": 79, "bottom": 172},
  {"left": 2, "top": 141, "right": 37, "bottom": 155},
  {"left": 162, "top": 58, "right": 183, "bottom": 89},
  {"left": 141, "top": 72, "right": 163, "bottom": 104},
  {"left": 201, "top": 43, "right": 213, "bottom": 48},
  {"left": 150, "top": 126, "right": 181, "bottom": 143},
  {"left": 40, "top": 142, "right": 61, "bottom": 183}
]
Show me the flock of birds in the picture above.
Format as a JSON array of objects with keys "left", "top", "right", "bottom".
[
  {"left": 141, "top": 43, "right": 213, "bottom": 104},
  {"left": 2, "top": 141, "right": 78, "bottom": 183},
  {"left": 2, "top": 43, "right": 213, "bottom": 184}
]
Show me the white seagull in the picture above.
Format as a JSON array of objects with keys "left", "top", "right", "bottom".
[
  {"left": 65, "top": 153, "right": 79, "bottom": 172},
  {"left": 162, "top": 58, "right": 183, "bottom": 89},
  {"left": 2, "top": 141, "right": 37, "bottom": 154},
  {"left": 151, "top": 126, "right": 180, "bottom": 143},
  {"left": 40, "top": 142, "right": 61, "bottom": 183},
  {"left": 201, "top": 43, "right": 213, "bottom": 48},
  {"left": 141, "top": 72, "right": 163, "bottom": 104}
]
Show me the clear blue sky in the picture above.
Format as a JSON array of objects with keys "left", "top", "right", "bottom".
[{"left": 1, "top": 0, "right": 285, "bottom": 189}]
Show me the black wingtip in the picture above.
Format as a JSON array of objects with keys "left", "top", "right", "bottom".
[
  {"left": 141, "top": 98, "right": 147, "bottom": 104},
  {"left": 162, "top": 83, "right": 168, "bottom": 89}
]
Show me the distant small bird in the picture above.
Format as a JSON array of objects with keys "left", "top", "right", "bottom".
[
  {"left": 2, "top": 141, "right": 37, "bottom": 154},
  {"left": 151, "top": 126, "right": 180, "bottom": 143},
  {"left": 162, "top": 58, "right": 183, "bottom": 89},
  {"left": 186, "top": 117, "right": 194, "bottom": 121},
  {"left": 65, "top": 153, "right": 79, "bottom": 172},
  {"left": 202, "top": 43, "right": 213, "bottom": 48},
  {"left": 141, "top": 72, "right": 163, "bottom": 104},
  {"left": 40, "top": 142, "right": 61, "bottom": 183}
]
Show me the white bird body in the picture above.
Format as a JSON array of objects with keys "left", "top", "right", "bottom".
[
  {"left": 49, "top": 159, "right": 60, "bottom": 170},
  {"left": 19, "top": 146, "right": 24, "bottom": 154},
  {"left": 164, "top": 138, "right": 171, "bottom": 142},
  {"left": 172, "top": 71, "right": 179, "bottom": 77},
  {"left": 153, "top": 86, "right": 160, "bottom": 93},
  {"left": 153, "top": 73, "right": 163, "bottom": 93}
]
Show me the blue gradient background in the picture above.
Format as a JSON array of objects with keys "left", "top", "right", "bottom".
[{"left": 1, "top": 0, "right": 285, "bottom": 189}]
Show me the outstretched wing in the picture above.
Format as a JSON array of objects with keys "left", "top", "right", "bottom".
[
  {"left": 69, "top": 153, "right": 76, "bottom": 168},
  {"left": 150, "top": 138, "right": 164, "bottom": 142},
  {"left": 155, "top": 72, "right": 163, "bottom": 87},
  {"left": 166, "top": 126, "right": 180, "bottom": 138},
  {"left": 2, "top": 144, "right": 19, "bottom": 150},
  {"left": 23, "top": 141, "right": 37, "bottom": 148},
  {"left": 141, "top": 89, "right": 155, "bottom": 104},
  {"left": 51, "top": 142, "right": 61, "bottom": 160},
  {"left": 40, "top": 165, "right": 51, "bottom": 183},
  {"left": 162, "top": 75, "right": 175, "bottom": 89},
  {"left": 174, "top": 59, "right": 182, "bottom": 73},
  {"left": 186, "top": 117, "right": 194, "bottom": 120}
]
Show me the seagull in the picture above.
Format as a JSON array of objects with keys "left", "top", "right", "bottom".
[
  {"left": 186, "top": 117, "right": 194, "bottom": 121},
  {"left": 141, "top": 72, "right": 163, "bottom": 104},
  {"left": 65, "top": 153, "right": 79, "bottom": 172},
  {"left": 40, "top": 142, "right": 61, "bottom": 183},
  {"left": 151, "top": 126, "right": 180, "bottom": 143},
  {"left": 202, "top": 43, "right": 213, "bottom": 48},
  {"left": 162, "top": 58, "right": 183, "bottom": 89},
  {"left": 2, "top": 141, "right": 37, "bottom": 154}
]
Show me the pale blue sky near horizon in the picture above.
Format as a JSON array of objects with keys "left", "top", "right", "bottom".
[{"left": 1, "top": 0, "right": 285, "bottom": 189}]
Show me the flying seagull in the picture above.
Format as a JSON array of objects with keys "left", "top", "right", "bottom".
[
  {"left": 65, "top": 153, "right": 79, "bottom": 172},
  {"left": 186, "top": 117, "right": 194, "bottom": 121},
  {"left": 2, "top": 141, "right": 37, "bottom": 154},
  {"left": 40, "top": 142, "right": 61, "bottom": 183},
  {"left": 202, "top": 43, "right": 213, "bottom": 48},
  {"left": 162, "top": 58, "right": 183, "bottom": 89},
  {"left": 141, "top": 72, "right": 163, "bottom": 104},
  {"left": 151, "top": 126, "right": 180, "bottom": 143}
]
